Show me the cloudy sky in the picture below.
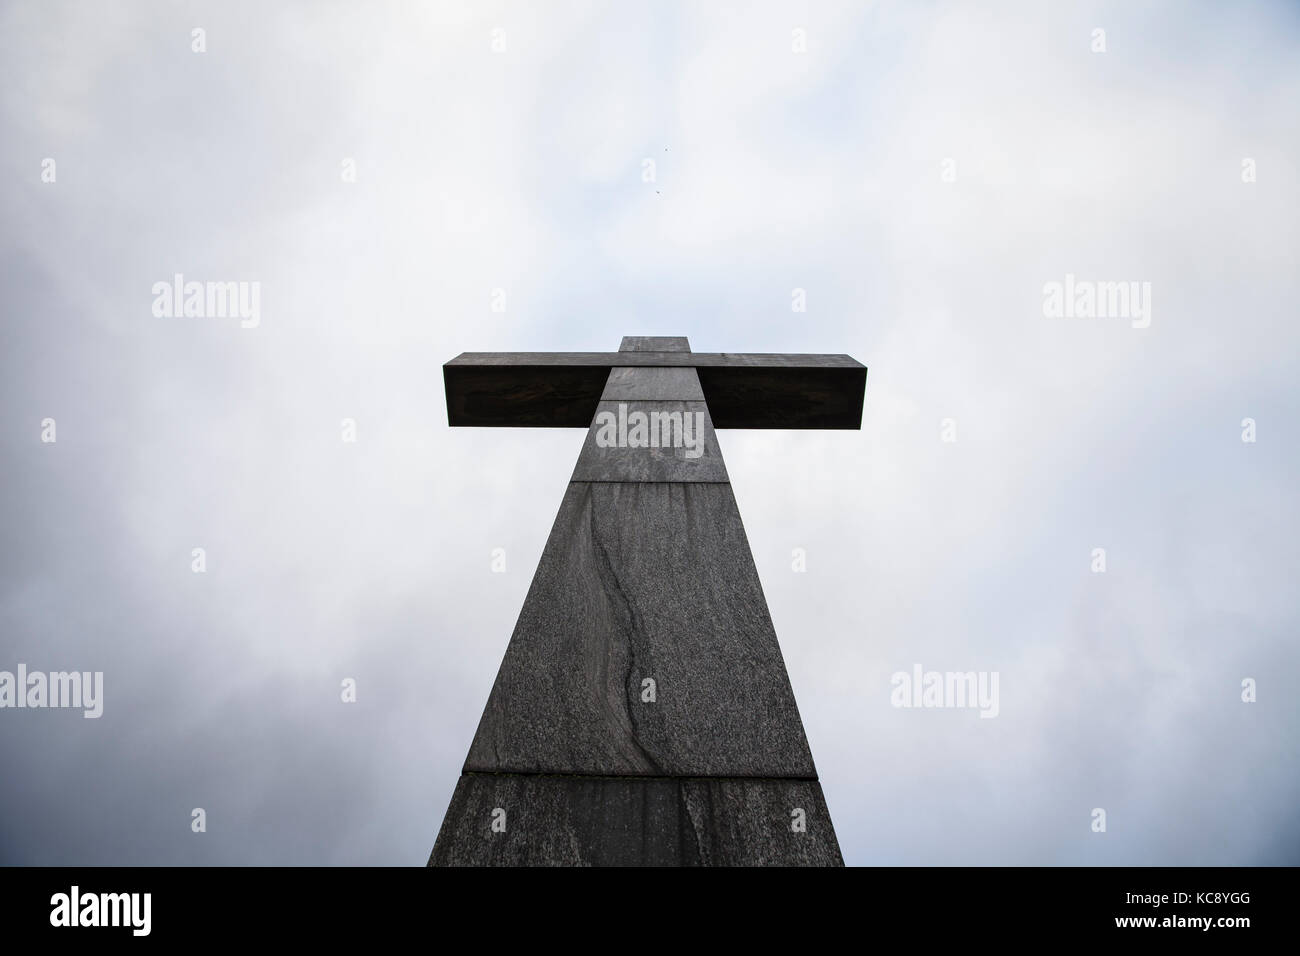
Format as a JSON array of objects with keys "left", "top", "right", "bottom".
[{"left": 2, "top": 0, "right": 1297, "bottom": 865}]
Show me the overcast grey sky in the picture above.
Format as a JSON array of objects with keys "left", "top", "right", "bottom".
[{"left": 2, "top": 0, "right": 1297, "bottom": 865}]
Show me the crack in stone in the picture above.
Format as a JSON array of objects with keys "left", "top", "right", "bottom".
[{"left": 586, "top": 485, "right": 664, "bottom": 775}]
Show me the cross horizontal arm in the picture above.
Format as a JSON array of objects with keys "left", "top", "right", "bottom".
[
  {"left": 446, "top": 351, "right": 865, "bottom": 368},
  {"left": 444, "top": 352, "right": 867, "bottom": 429}
]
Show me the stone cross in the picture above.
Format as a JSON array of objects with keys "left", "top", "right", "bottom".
[{"left": 429, "top": 336, "right": 866, "bottom": 866}]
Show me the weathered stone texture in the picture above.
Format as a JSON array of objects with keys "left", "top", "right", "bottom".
[
  {"left": 462, "top": 481, "right": 815, "bottom": 778},
  {"left": 429, "top": 774, "right": 842, "bottom": 867}
]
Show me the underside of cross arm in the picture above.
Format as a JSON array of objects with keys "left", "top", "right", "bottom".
[{"left": 444, "top": 354, "right": 867, "bottom": 429}]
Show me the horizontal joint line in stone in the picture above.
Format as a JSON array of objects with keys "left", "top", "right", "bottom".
[
  {"left": 569, "top": 479, "right": 733, "bottom": 485},
  {"left": 461, "top": 770, "right": 822, "bottom": 783}
]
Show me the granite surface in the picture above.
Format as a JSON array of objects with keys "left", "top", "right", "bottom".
[
  {"left": 443, "top": 362, "right": 609, "bottom": 427},
  {"left": 462, "top": 480, "right": 816, "bottom": 778},
  {"left": 429, "top": 773, "right": 843, "bottom": 866},
  {"left": 569, "top": 401, "right": 728, "bottom": 482},
  {"left": 600, "top": 366, "right": 705, "bottom": 401},
  {"left": 697, "top": 363, "right": 867, "bottom": 429},
  {"left": 618, "top": 335, "right": 691, "bottom": 352}
]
